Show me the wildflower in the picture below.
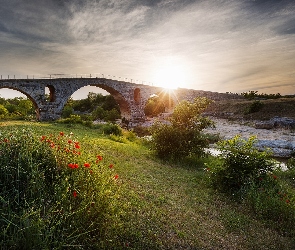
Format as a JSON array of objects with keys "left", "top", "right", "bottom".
[
  {"left": 109, "top": 164, "right": 114, "bottom": 169},
  {"left": 50, "top": 142, "right": 55, "bottom": 148},
  {"left": 84, "top": 162, "right": 91, "bottom": 168},
  {"left": 114, "top": 174, "right": 119, "bottom": 180},
  {"left": 4, "top": 138, "right": 9, "bottom": 143},
  {"left": 60, "top": 131, "right": 64, "bottom": 136},
  {"left": 286, "top": 199, "right": 290, "bottom": 204},
  {"left": 73, "top": 191, "right": 77, "bottom": 198},
  {"left": 97, "top": 155, "right": 103, "bottom": 161},
  {"left": 40, "top": 135, "right": 46, "bottom": 141},
  {"left": 273, "top": 175, "right": 277, "bottom": 179},
  {"left": 74, "top": 163, "right": 79, "bottom": 169},
  {"left": 74, "top": 143, "right": 80, "bottom": 149},
  {"left": 89, "top": 170, "right": 93, "bottom": 174},
  {"left": 68, "top": 140, "right": 72, "bottom": 144},
  {"left": 68, "top": 163, "right": 74, "bottom": 169}
]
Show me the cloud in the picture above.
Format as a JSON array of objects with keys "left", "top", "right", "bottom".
[{"left": 0, "top": 0, "right": 294, "bottom": 95}]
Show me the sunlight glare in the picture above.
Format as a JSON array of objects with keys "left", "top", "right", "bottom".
[{"left": 151, "top": 58, "right": 189, "bottom": 89}]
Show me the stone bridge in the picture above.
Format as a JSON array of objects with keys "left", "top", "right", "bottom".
[{"left": 0, "top": 78, "right": 241, "bottom": 122}]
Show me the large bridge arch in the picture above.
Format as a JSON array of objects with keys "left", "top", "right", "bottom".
[{"left": 0, "top": 84, "right": 41, "bottom": 120}]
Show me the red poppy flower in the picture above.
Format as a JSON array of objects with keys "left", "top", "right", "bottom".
[
  {"left": 40, "top": 136, "right": 46, "bottom": 141},
  {"left": 286, "top": 199, "right": 290, "bottom": 204},
  {"left": 50, "top": 143, "right": 55, "bottom": 148},
  {"left": 73, "top": 191, "right": 77, "bottom": 198},
  {"left": 60, "top": 131, "right": 64, "bottom": 136},
  {"left": 74, "top": 143, "right": 80, "bottom": 149},
  {"left": 109, "top": 164, "right": 114, "bottom": 169},
  {"left": 4, "top": 138, "right": 9, "bottom": 143},
  {"left": 74, "top": 163, "right": 79, "bottom": 169},
  {"left": 68, "top": 140, "right": 72, "bottom": 144},
  {"left": 68, "top": 163, "right": 74, "bottom": 169},
  {"left": 97, "top": 155, "right": 103, "bottom": 161},
  {"left": 84, "top": 162, "right": 90, "bottom": 168},
  {"left": 114, "top": 174, "right": 119, "bottom": 180}
]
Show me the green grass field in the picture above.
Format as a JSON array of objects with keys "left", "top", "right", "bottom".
[{"left": 1, "top": 121, "right": 295, "bottom": 249}]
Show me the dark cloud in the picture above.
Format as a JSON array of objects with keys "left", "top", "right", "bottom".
[{"left": 275, "top": 19, "right": 295, "bottom": 35}]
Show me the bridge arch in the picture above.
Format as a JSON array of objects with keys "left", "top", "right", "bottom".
[
  {"left": 0, "top": 85, "right": 41, "bottom": 119},
  {"left": 87, "top": 83, "right": 131, "bottom": 120}
]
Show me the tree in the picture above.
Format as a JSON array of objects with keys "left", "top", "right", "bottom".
[
  {"left": 150, "top": 97, "right": 214, "bottom": 159},
  {"left": 144, "top": 95, "right": 165, "bottom": 117},
  {"left": 0, "top": 104, "right": 9, "bottom": 118}
]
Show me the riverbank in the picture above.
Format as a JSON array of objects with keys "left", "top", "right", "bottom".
[{"left": 204, "top": 117, "right": 295, "bottom": 158}]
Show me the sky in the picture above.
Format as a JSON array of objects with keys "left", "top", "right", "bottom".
[{"left": 0, "top": 0, "right": 295, "bottom": 99}]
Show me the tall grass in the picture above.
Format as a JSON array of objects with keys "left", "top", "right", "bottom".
[{"left": 0, "top": 127, "right": 121, "bottom": 249}]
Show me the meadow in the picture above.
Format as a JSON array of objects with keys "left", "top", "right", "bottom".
[{"left": 1, "top": 121, "right": 295, "bottom": 249}]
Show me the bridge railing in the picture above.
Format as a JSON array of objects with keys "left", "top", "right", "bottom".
[{"left": 0, "top": 73, "right": 155, "bottom": 86}]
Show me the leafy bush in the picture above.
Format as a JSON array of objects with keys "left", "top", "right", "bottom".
[
  {"left": 102, "top": 123, "right": 122, "bottom": 136},
  {"left": 150, "top": 97, "right": 213, "bottom": 159},
  {"left": 244, "top": 100, "right": 264, "bottom": 114},
  {"left": 0, "top": 129, "right": 121, "bottom": 248},
  {"left": 132, "top": 126, "right": 151, "bottom": 137},
  {"left": 0, "top": 104, "right": 8, "bottom": 118},
  {"left": 207, "top": 135, "right": 274, "bottom": 194},
  {"left": 61, "top": 105, "right": 74, "bottom": 118}
]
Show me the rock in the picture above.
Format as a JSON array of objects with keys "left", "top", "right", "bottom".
[
  {"left": 254, "top": 121, "right": 274, "bottom": 129},
  {"left": 271, "top": 117, "right": 295, "bottom": 129},
  {"left": 254, "top": 139, "right": 295, "bottom": 158}
]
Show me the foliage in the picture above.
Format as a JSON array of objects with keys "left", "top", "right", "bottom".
[
  {"left": 132, "top": 125, "right": 151, "bottom": 137},
  {"left": 0, "top": 129, "right": 121, "bottom": 249},
  {"left": 0, "top": 97, "right": 35, "bottom": 120},
  {"left": 102, "top": 123, "right": 122, "bottom": 136},
  {"left": 150, "top": 97, "right": 214, "bottom": 159},
  {"left": 61, "top": 105, "right": 74, "bottom": 118},
  {"left": 207, "top": 135, "right": 274, "bottom": 194},
  {"left": 144, "top": 95, "right": 165, "bottom": 117},
  {"left": 241, "top": 90, "right": 282, "bottom": 100},
  {"left": 0, "top": 104, "right": 8, "bottom": 118},
  {"left": 244, "top": 100, "right": 264, "bottom": 114}
]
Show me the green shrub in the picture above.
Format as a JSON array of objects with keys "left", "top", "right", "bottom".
[
  {"left": 132, "top": 126, "right": 151, "bottom": 137},
  {"left": 102, "top": 123, "right": 122, "bottom": 136},
  {"left": 150, "top": 97, "right": 213, "bottom": 159},
  {"left": 208, "top": 135, "right": 274, "bottom": 194},
  {"left": 0, "top": 129, "right": 121, "bottom": 248},
  {"left": 244, "top": 100, "right": 264, "bottom": 114}
]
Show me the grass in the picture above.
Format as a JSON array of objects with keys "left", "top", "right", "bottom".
[{"left": 1, "top": 121, "right": 295, "bottom": 249}]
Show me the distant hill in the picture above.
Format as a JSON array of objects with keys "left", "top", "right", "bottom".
[{"left": 204, "top": 97, "right": 295, "bottom": 121}]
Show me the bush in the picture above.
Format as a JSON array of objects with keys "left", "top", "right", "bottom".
[
  {"left": 0, "top": 129, "right": 121, "bottom": 248},
  {"left": 132, "top": 126, "right": 151, "bottom": 137},
  {"left": 150, "top": 97, "right": 213, "bottom": 159},
  {"left": 244, "top": 100, "right": 264, "bottom": 114},
  {"left": 102, "top": 123, "right": 122, "bottom": 136},
  {"left": 208, "top": 135, "right": 274, "bottom": 194},
  {"left": 245, "top": 175, "right": 295, "bottom": 235}
]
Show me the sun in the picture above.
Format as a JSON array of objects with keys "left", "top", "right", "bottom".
[{"left": 151, "top": 58, "right": 189, "bottom": 89}]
